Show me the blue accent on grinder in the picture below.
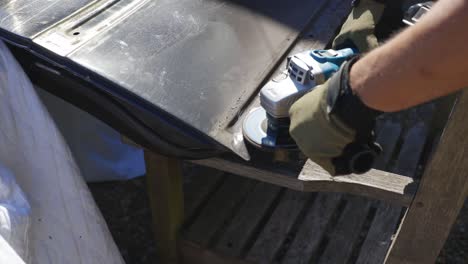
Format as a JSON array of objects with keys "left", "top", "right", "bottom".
[{"left": 310, "top": 48, "right": 356, "bottom": 80}]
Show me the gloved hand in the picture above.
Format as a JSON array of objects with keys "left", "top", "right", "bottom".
[
  {"left": 289, "top": 58, "right": 382, "bottom": 176},
  {"left": 332, "top": 0, "right": 386, "bottom": 52}
]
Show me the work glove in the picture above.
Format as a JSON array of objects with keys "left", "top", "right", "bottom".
[
  {"left": 289, "top": 58, "right": 382, "bottom": 176},
  {"left": 332, "top": 0, "right": 387, "bottom": 52}
]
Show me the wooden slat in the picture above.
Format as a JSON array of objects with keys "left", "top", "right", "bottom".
[
  {"left": 392, "top": 122, "right": 429, "bottom": 176},
  {"left": 348, "top": 119, "right": 405, "bottom": 264},
  {"left": 192, "top": 158, "right": 414, "bottom": 206},
  {"left": 214, "top": 182, "right": 282, "bottom": 257},
  {"left": 298, "top": 162, "right": 414, "bottom": 205},
  {"left": 357, "top": 109, "right": 434, "bottom": 264},
  {"left": 374, "top": 121, "right": 402, "bottom": 170},
  {"left": 385, "top": 91, "right": 468, "bottom": 263},
  {"left": 183, "top": 166, "right": 225, "bottom": 222},
  {"left": 246, "top": 190, "right": 312, "bottom": 263},
  {"left": 183, "top": 175, "right": 255, "bottom": 247},
  {"left": 191, "top": 158, "right": 303, "bottom": 190},
  {"left": 317, "top": 195, "right": 372, "bottom": 264},
  {"left": 356, "top": 202, "right": 401, "bottom": 264},
  {"left": 181, "top": 240, "right": 254, "bottom": 264},
  {"left": 282, "top": 193, "right": 342, "bottom": 264}
]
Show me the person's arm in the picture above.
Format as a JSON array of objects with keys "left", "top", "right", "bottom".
[{"left": 350, "top": 0, "right": 468, "bottom": 112}]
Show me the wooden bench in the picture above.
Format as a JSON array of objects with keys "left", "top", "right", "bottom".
[
  {"left": 182, "top": 99, "right": 446, "bottom": 263},
  {"left": 142, "top": 84, "right": 466, "bottom": 264},
  {"left": 136, "top": 1, "right": 468, "bottom": 263}
]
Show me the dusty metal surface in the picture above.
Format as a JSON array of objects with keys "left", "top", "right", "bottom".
[
  {"left": 0, "top": 0, "right": 336, "bottom": 158},
  {"left": 0, "top": 0, "right": 96, "bottom": 37}
]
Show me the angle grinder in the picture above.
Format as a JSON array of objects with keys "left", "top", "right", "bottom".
[
  {"left": 243, "top": 48, "right": 356, "bottom": 148},
  {"left": 243, "top": 48, "right": 366, "bottom": 164},
  {"left": 243, "top": 48, "right": 372, "bottom": 169}
]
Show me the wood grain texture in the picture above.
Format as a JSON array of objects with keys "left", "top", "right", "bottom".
[
  {"left": 246, "top": 190, "right": 312, "bottom": 263},
  {"left": 145, "top": 151, "right": 184, "bottom": 264},
  {"left": 318, "top": 195, "right": 372, "bottom": 264},
  {"left": 282, "top": 193, "right": 342, "bottom": 264},
  {"left": 392, "top": 122, "right": 429, "bottom": 176},
  {"left": 357, "top": 110, "right": 433, "bottom": 264},
  {"left": 356, "top": 202, "right": 401, "bottom": 264},
  {"left": 214, "top": 182, "right": 282, "bottom": 257},
  {"left": 183, "top": 166, "right": 225, "bottom": 222},
  {"left": 299, "top": 161, "right": 414, "bottom": 206},
  {"left": 374, "top": 121, "right": 402, "bottom": 170},
  {"left": 181, "top": 240, "right": 255, "bottom": 264},
  {"left": 191, "top": 158, "right": 414, "bottom": 206},
  {"left": 385, "top": 91, "right": 468, "bottom": 264},
  {"left": 184, "top": 175, "right": 255, "bottom": 247}
]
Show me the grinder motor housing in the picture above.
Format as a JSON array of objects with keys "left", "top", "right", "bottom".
[{"left": 260, "top": 48, "right": 357, "bottom": 119}]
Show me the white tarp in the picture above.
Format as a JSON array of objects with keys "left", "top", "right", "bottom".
[
  {"left": 0, "top": 234, "right": 26, "bottom": 264},
  {"left": 38, "top": 89, "right": 146, "bottom": 183},
  {"left": 0, "top": 41, "right": 125, "bottom": 263},
  {"left": 0, "top": 164, "right": 30, "bottom": 261}
]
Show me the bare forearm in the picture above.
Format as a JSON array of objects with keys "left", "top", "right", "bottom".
[{"left": 350, "top": 0, "right": 468, "bottom": 112}]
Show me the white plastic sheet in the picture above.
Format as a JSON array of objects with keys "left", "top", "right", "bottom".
[
  {"left": 38, "top": 89, "right": 146, "bottom": 182},
  {"left": 0, "top": 41, "right": 125, "bottom": 263},
  {"left": 0, "top": 234, "right": 26, "bottom": 264},
  {"left": 0, "top": 165, "right": 30, "bottom": 262}
]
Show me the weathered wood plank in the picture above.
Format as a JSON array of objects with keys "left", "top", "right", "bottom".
[
  {"left": 181, "top": 240, "right": 255, "bottom": 264},
  {"left": 392, "top": 122, "right": 429, "bottom": 177},
  {"left": 145, "top": 151, "right": 184, "bottom": 264},
  {"left": 183, "top": 175, "right": 255, "bottom": 247},
  {"left": 192, "top": 158, "right": 414, "bottom": 206},
  {"left": 214, "top": 182, "right": 283, "bottom": 257},
  {"left": 281, "top": 193, "right": 343, "bottom": 264},
  {"left": 246, "top": 190, "right": 312, "bottom": 263},
  {"left": 385, "top": 91, "right": 468, "bottom": 264},
  {"left": 356, "top": 202, "right": 401, "bottom": 264},
  {"left": 191, "top": 157, "right": 303, "bottom": 188},
  {"left": 298, "top": 162, "right": 414, "bottom": 206},
  {"left": 374, "top": 121, "right": 402, "bottom": 170},
  {"left": 183, "top": 166, "right": 225, "bottom": 222},
  {"left": 317, "top": 195, "right": 372, "bottom": 264},
  {"left": 357, "top": 110, "right": 433, "bottom": 264}
]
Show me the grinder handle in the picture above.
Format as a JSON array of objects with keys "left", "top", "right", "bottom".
[{"left": 332, "top": 141, "right": 382, "bottom": 175}]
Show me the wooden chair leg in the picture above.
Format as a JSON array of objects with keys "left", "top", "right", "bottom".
[
  {"left": 145, "top": 150, "right": 184, "bottom": 264},
  {"left": 385, "top": 91, "right": 468, "bottom": 264}
]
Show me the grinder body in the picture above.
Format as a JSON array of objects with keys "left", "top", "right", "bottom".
[
  {"left": 243, "top": 48, "right": 377, "bottom": 173},
  {"left": 243, "top": 48, "right": 357, "bottom": 151}
]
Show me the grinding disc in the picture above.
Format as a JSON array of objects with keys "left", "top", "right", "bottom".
[{"left": 242, "top": 107, "right": 276, "bottom": 149}]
